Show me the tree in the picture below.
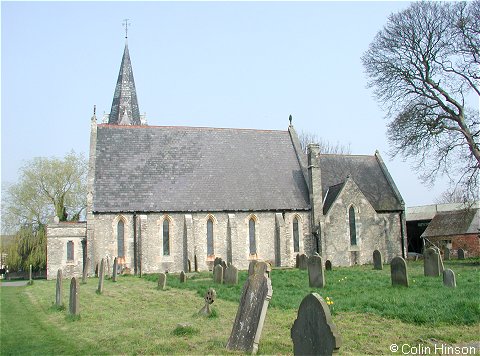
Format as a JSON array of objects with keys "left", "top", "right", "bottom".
[
  {"left": 2, "top": 151, "right": 88, "bottom": 234},
  {"left": 299, "top": 131, "right": 351, "bottom": 155},
  {"left": 5, "top": 225, "right": 46, "bottom": 272},
  {"left": 362, "top": 1, "right": 479, "bottom": 202}
]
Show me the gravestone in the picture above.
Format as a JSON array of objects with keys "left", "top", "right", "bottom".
[
  {"left": 188, "top": 259, "right": 192, "bottom": 273},
  {"left": 298, "top": 254, "right": 308, "bottom": 270},
  {"left": 424, "top": 247, "right": 441, "bottom": 277},
  {"left": 69, "top": 277, "right": 79, "bottom": 316},
  {"left": 308, "top": 255, "right": 325, "bottom": 288},
  {"left": 295, "top": 254, "right": 300, "bottom": 268},
  {"left": 221, "top": 260, "right": 228, "bottom": 270},
  {"left": 194, "top": 255, "right": 198, "bottom": 272},
  {"left": 458, "top": 248, "right": 465, "bottom": 259},
  {"left": 443, "top": 247, "right": 450, "bottom": 261},
  {"left": 325, "top": 260, "right": 332, "bottom": 271},
  {"left": 214, "top": 257, "right": 223, "bottom": 268},
  {"left": 105, "top": 256, "right": 111, "bottom": 279},
  {"left": 226, "top": 261, "right": 273, "bottom": 354},
  {"left": 95, "top": 263, "right": 98, "bottom": 277},
  {"left": 224, "top": 264, "right": 239, "bottom": 285},
  {"left": 97, "top": 258, "right": 105, "bottom": 294},
  {"left": 198, "top": 288, "right": 216, "bottom": 316},
  {"left": 179, "top": 271, "right": 187, "bottom": 283},
  {"left": 373, "top": 250, "right": 383, "bottom": 270},
  {"left": 443, "top": 269, "right": 456, "bottom": 288},
  {"left": 29, "top": 264, "right": 33, "bottom": 284},
  {"left": 213, "top": 264, "right": 224, "bottom": 284},
  {"left": 56, "top": 269, "right": 63, "bottom": 307},
  {"left": 112, "top": 257, "right": 118, "bottom": 282},
  {"left": 248, "top": 260, "right": 257, "bottom": 276},
  {"left": 158, "top": 273, "right": 166, "bottom": 290},
  {"left": 291, "top": 293, "right": 342, "bottom": 355},
  {"left": 82, "top": 257, "right": 90, "bottom": 284},
  {"left": 390, "top": 256, "right": 409, "bottom": 287}
]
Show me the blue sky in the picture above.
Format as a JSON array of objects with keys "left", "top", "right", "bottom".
[{"left": 2, "top": 1, "right": 451, "bottom": 207}]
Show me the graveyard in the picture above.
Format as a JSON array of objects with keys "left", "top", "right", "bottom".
[{"left": 1, "top": 258, "right": 479, "bottom": 355}]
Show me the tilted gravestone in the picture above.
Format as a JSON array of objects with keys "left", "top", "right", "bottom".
[
  {"left": 226, "top": 261, "right": 273, "bottom": 354},
  {"left": 424, "top": 247, "right": 441, "bottom": 277},
  {"left": 97, "top": 258, "right": 105, "bottom": 294},
  {"left": 325, "top": 260, "right": 332, "bottom": 271},
  {"left": 295, "top": 254, "right": 300, "bottom": 268},
  {"left": 56, "top": 269, "right": 63, "bottom": 307},
  {"left": 158, "top": 273, "right": 166, "bottom": 290},
  {"left": 248, "top": 260, "right": 257, "bottom": 276},
  {"left": 458, "top": 248, "right": 465, "bottom": 260},
  {"left": 82, "top": 257, "right": 90, "bottom": 284},
  {"left": 198, "top": 288, "right": 216, "bottom": 316},
  {"left": 390, "top": 256, "right": 409, "bottom": 287},
  {"left": 443, "top": 269, "right": 456, "bottom": 288},
  {"left": 213, "top": 264, "right": 224, "bottom": 284},
  {"left": 291, "top": 293, "right": 342, "bottom": 355},
  {"left": 373, "top": 250, "right": 383, "bottom": 270},
  {"left": 224, "top": 264, "right": 239, "bottom": 285},
  {"left": 69, "top": 277, "right": 80, "bottom": 316},
  {"left": 179, "top": 271, "right": 187, "bottom": 283},
  {"left": 112, "top": 257, "right": 118, "bottom": 282},
  {"left": 443, "top": 247, "right": 450, "bottom": 261},
  {"left": 298, "top": 254, "right": 308, "bottom": 270},
  {"left": 308, "top": 255, "right": 325, "bottom": 288}
]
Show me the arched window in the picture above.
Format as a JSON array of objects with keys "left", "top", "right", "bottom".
[
  {"left": 117, "top": 220, "right": 125, "bottom": 257},
  {"left": 349, "top": 206, "right": 357, "bottom": 246},
  {"left": 207, "top": 218, "right": 214, "bottom": 256},
  {"left": 67, "top": 241, "right": 74, "bottom": 261},
  {"left": 163, "top": 219, "right": 170, "bottom": 256},
  {"left": 293, "top": 217, "right": 300, "bottom": 253},
  {"left": 249, "top": 218, "right": 257, "bottom": 255}
]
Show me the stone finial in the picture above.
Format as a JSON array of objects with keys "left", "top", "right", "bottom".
[{"left": 289, "top": 114, "right": 293, "bottom": 126}]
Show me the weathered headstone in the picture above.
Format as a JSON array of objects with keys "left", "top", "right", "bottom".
[
  {"left": 158, "top": 272, "right": 166, "bottom": 290},
  {"left": 179, "top": 271, "right": 187, "bottom": 283},
  {"left": 298, "top": 254, "right": 308, "bottom": 270},
  {"left": 248, "top": 260, "right": 257, "bottom": 276},
  {"left": 424, "top": 247, "right": 441, "bottom": 277},
  {"left": 390, "top": 256, "right": 409, "bottom": 287},
  {"left": 95, "top": 263, "right": 98, "bottom": 277},
  {"left": 112, "top": 257, "right": 118, "bottom": 282},
  {"left": 373, "top": 250, "right": 383, "bottom": 270},
  {"left": 308, "top": 255, "right": 325, "bottom": 288},
  {"left": 458, "top": 248, "right": 465, "bottom": 260},
  {"left": 56, "top": 269, "right": 63, "bottom": 307},
  {"left": 82, "top": 257, "right": 90, "bottom": 284},
  {"left": 325, "top": 260, "right": 332, "bottom": 271},
  {"left": 214, "top": 257, "right": 222, "bottom": 268},
  {"left": 443, "top": 247, "right": 450, "bottom": 260},
  {"left": 443, "top": 269, "right": 456, "bottom": 288},
  {"left": 194, "top": 254, "right": 198, "bottom": 272},
  {"left": 198, "top": 288, "right": 216, "bottom": 316},
  {"left": 295, "top": 254, "right": 300, "bottom": 268},
  {"left": 69, "top": 277, "right": 79, "bottom": 316},
  {"left": 188, "top": 259, "right": 192, "bottom": 273},
  {"left": 291, "top": 293, "right": 342, "bottom": 355},
  {"left": 224, "top": 264, "right": 239, "bottom": 285},
  {"left": 226, "top": 261, "right": 273, "bottom": 354},
  {"left": 213, "top": 264, "right": 224, "bottom": 284},
  {"left": 97, "top": 258, "right": 105, "bottom": 294},
  {"left": 105, "top": 256, "right": 111, "bottom": 279}
]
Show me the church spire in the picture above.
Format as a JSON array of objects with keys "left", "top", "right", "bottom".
[{"left": 108, "top": 21, "right": 142, "bottom": 126}]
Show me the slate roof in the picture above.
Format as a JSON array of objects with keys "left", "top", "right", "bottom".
[
  {"left": 319, "top": 154, "right": 404, "bottom": 212},
  {"left": 421, "top": 209, "right": 480, "bottom": 238},
  {"left": 322, "top": 182, "right": 345, "bottom": 215},
  {"left": 93, "top": 125, "right": 310, "bottom": 212},
  {"left": 108, "top": 43, "right": 141, "bottom": 125}
]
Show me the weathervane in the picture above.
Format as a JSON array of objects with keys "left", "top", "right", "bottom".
[{"left": 123, "top": 19, "right": 130, "bottom": 39}]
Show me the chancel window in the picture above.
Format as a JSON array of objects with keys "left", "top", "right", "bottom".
[
  {"left": 207, "top": 218, "right": 214, "bottom": 256},
  {"left": 349, "top": 206, "right": 357, "bottom": 246},
  {"left": 67, "top": 241, "right": 74, "bottom": 261},
  {"left": 293, "top": 217, "right": 300, "bottom": 253},
  {"left": 249, "top": 218, "right": 257, "bottom": 255},
  {"left": 117, "top": 220, "right": 125, "bottom": 257},
  {"left": 163, "top": 219, "right": 170, "bottom": 256}
]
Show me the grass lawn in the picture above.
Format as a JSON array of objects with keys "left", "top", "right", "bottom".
[{"left": 1, "top": 259, "right": 479, "bottom": 355}]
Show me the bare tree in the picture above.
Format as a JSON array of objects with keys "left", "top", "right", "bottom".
[
  {"left": 362, "top": 1, "right": 479, "bottom": 201},
  {"left": 299, "top": 131, "right": 351, "bottom": 155}
]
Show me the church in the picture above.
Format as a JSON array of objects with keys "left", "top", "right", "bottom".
[{"left": 46, "top": 39, "right": 406, "bottom": 279}]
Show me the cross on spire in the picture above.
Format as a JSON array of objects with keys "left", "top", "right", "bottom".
[{"left": 123, "top": 19, "right": 130, "bottom": 39}]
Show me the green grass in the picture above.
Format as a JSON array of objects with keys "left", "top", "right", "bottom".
[{"left": 1, "top": 259, "right": 478, "bottom": 355}]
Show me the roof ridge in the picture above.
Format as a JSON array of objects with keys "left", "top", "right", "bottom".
[{"left": 97, "top": 124, "right": 288, "bottom": 133}]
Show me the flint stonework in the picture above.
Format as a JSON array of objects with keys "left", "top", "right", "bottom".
[
  {"left": 224, "top": 264, "right": 238, "bottom": 285},
  {"left": 226, "top": 261, "right": 273, "bottom": 354},
  {"left": 69, "top": 277, "right": 80, "bottom": 316},
  {"left": 424, "top": 247, "right": 441, "bottom": 277},
  {"left": 308, "top": 255, "right": 325, "bottom": 288},
  {"left": 56, "top": 269, "right": 63, "bottom": 307},
  {"left": 214, "top": 264, "right": 224, "bottom": 284},
  {"left": 443, "top": 269, "right": 456, "bottom": 288},
  {"left": 373, "top": 250, "right": 383, "bottom": 270},
  {"left": 291, "top": 293, "right": 342, "bottom": 355},
  {"left": 158, "top": 272, "right": 166, "bottom": 290},
  {"left": 97, "top": 258, "right": 105, "bottom": 294},
  {"left": 390, "top": 256, "right": 408, "bottom": 287}
]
